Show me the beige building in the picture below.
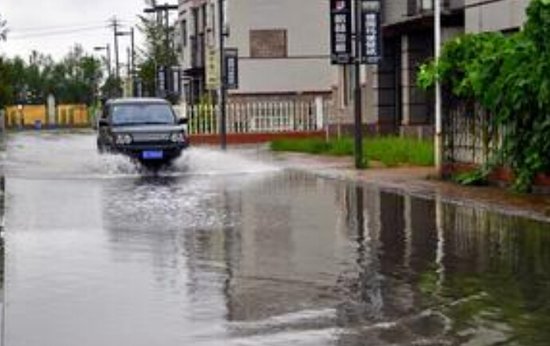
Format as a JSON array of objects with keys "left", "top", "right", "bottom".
[
  {"left": 332, "top": 0, "right": 465, "bottom": 137},
  {"left": 333, "top": 0, "right": 534, "bottom": 137},
  {"left": 176, "top": 0, "right": 336, "bottom": 103},
  {"left": 465, "top": 0, "right": 529, "bottom": 33}
]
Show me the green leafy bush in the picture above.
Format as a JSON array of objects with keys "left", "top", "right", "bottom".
[{"left": 418, "top": 0, "right": 550, "bottom": 192}]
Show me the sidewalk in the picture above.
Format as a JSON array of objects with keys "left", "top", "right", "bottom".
[{"left": 272, "top": 152, "right": 550, "bottom": 223}]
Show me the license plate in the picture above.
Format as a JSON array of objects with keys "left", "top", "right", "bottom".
[{"left": 142, "top": 150, "right": 164, "bottom": 159}]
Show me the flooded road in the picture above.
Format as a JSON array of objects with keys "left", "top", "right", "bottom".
[{"left": 2, "top": 131, "right": 550, "bottom": 346}]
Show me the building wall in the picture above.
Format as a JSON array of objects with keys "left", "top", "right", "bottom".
[
  {"left": 465, "top": 0, "right": 530, "bottom": 33},
  {"left": 226, "top": 0, "right": 334, "bottom": 96},
  {"left": 178, "top": 0, "right": 335, "bottom": 101},
  {"left": 331, "top": 0, "right": 465, "bottom": 134},
  {"left": 384, "top": 0, "right": 409, "bottom": 25},
  {"left": 384, "top": 0, "right": 465, "bottom": 25}
]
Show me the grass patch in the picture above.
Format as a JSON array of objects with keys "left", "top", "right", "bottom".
[{"left": 271, "top": 136, "right": 434, "bottom": 167}]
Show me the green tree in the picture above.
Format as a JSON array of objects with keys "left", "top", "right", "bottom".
[
  {"left": 0, "top": 46, "right": 103, "bottom": 107},
  {"left": 136, "top": 57, "right": 156, "bottom": 97},
  {"left": 0, "top": 13, "right": 7, "bottom": 42},
  {"left": 136, "top": 1, "right": 179, "bottom": 102},
  {"left": 100, "top": 76, "right": 123, "bottom": 99},
  {"left": 418, "top": 0, "right": 550, "bottom": 192},
  {"left": 0, "top": 57, "right": 14, "bottom": 107}
]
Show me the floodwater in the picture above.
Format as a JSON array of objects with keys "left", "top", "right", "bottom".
[{"left": 1, "top": 131, "right": 550, "bottom": 346}]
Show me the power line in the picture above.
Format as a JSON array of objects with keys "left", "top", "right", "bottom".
[
  {"left": 9, "top": 25, "right": 107, "bottom": 40},
  {"left": 9, "top": 19, "right": 136, "bottom": 36},
  {"left": 10, "top": 21, "right": 109, "bottom": 33}
]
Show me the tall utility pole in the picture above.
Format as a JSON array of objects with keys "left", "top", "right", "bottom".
[
  {"left": 110, "top": 17, "right": 120, "bottom": 81},
  {"left": 218, "top": 0, "right": 227, "bottom": 150},
  {"left": 434, "top": 0, "right": 442, "bottom": 174},
  {"left": 353, "top": 0, "right": 364, "bottom": 168}
]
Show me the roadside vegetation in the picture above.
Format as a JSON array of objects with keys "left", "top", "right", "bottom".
[
  {"left": 418, "top": 0, "right": 550, "bottom": 192},
  {"left": 0, "top": 45, "right": 104, "bottom": 109},
  {"left": 270, "top": 136, "right": 434, "bottom": 167}
]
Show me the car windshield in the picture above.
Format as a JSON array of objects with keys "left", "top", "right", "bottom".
[{"left": 111, "top": 104, "right": 175, "bottom": 126}]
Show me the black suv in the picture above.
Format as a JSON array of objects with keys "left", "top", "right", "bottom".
[{"left": 97, "top": 98, "right": 189, "bottom": 164}]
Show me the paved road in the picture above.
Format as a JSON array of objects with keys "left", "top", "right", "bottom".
[{"left": 2, "top": 131, "right": 550, "bottom": 346}]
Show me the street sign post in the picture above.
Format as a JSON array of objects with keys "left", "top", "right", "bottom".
[
  {"left": 329, "top": 0, "right": 383, "bottom": 169},
  {"left": 361, "top": 0, "right": 382, "bottom": 64},
  {"left": 224, "top": 48, "right": 239, "bottom": 90},
  {"left": 330, "top": 0, "right": 353, "bottom": 65}
]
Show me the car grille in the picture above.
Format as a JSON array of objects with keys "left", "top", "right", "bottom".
[{"left": 132, "top": 133, "right": 170, "bottom": 143}]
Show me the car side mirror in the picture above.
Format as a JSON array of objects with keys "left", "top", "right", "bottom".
[
  {"left": 98, "top": 119, "right": 109, "bottom": 127},
  {"left": 177, "top": 118, "right": 188, "bottom": 125}
]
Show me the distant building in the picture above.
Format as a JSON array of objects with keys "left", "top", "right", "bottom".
[{"left": 176, "top": 0, "right": 336, "bottom": 104}]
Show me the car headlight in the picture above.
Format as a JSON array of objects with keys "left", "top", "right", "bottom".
[
  {"left": 170, "top": 132, "right": 186, "bottom": 143},
  {"left": 115, "top": 134, "right": 132, "bottom": 145}
]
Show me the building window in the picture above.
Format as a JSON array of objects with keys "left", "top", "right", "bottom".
[
  {"left": 249, "top": 29, "right": 288, "bottom": 58},
  {"left": 181, "top": 20, "right": 187, "bottom": 47}
]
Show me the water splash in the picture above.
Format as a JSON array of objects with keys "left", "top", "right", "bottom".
[
  {"left": 172, "top": 147, "right": 279, "bottom": 176},
  {"left": 5, "top": 132, "right": 279, "bottom": 180}
]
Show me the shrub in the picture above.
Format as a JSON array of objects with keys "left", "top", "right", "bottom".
[{"left": 418, "top": 0, "right": 550, "bottom": 192}]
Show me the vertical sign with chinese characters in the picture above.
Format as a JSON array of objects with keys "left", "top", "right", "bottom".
[
  {"left": 224, "top": 48, "right": 239, "bottom": 90},
  {"left": 206, "top": 48, "right": 220, "bottom": 90},
  {"left": 361, "top": 0, "right": 382, "bottom": 64},
  {"left": 330, "top": 0, "right": 353, "bottom": 65}
]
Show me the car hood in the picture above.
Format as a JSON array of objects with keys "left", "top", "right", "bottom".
[{"left": 111, "top": 124, "right": 185, "bottom": 133}]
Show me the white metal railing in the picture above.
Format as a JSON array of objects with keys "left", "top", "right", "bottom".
[{"left": 176, "top": 97, "right": 331, "bottom": 135}]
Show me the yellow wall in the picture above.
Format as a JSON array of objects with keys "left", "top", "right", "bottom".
[
  {"left": 5, "top": 105, "right": 46, "bottom": 127},
  {"left": 57, "top": 104, "right": 89, "bottom": 126},
  {"left": 4, "top": 104, "right": 89, "bottom": 128}
]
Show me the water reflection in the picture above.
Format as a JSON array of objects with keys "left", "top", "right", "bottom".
[
  {"left": 96, "top": 171, "right": 550, "bottom": 345},
  {"left": 0, "top": 174, "right": 4, "bottom": 343}
]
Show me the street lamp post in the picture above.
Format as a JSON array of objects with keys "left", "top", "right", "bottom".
[
  {"left": 116, "top": 28, "right": 136, "bottom": 96},
  {"left": 94, "top": 44, "right": 112, "bottom": 79},
  {"left": 434, "top": 0, "right": 443, "bottom": 174}
]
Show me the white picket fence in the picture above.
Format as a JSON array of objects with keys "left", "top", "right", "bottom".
[{"left": 175, "top": 97, "right": 330, "bottom": 135}]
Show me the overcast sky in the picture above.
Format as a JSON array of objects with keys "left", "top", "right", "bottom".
[{"left": 0, "top": 0, "right": 150, "bottom": 63}]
